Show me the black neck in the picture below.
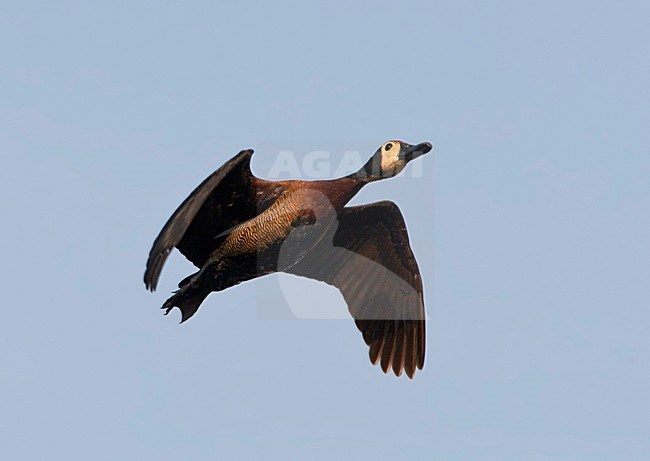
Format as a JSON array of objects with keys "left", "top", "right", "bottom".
[{"left": 345, "top": 153, "right": 384, "bottom": 183}]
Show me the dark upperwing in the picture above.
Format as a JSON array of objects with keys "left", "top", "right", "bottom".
[
  {"left": 284, "top": 200, "right": 426, "bottom": 378},
  {"left": 144, "top": 149, "right": 281, "bottom": 291}
]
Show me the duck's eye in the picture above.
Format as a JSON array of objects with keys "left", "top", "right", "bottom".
[{"left": 385, "top": 142, "right": 393, "bottom": 151}]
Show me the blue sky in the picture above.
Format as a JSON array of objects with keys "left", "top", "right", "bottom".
[{"left": 1, "top": 1, "right": 649, "bottom": 459}]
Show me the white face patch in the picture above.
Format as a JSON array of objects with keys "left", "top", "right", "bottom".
[{"left": 380, "top": 141, "right": 404, "bottom": 174}]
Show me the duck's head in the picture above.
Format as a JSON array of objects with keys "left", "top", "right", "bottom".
[{"left": 358, "top": 140, "right": 433, "bottom": 181}]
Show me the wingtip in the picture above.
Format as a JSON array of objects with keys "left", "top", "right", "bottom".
[
  {"left": 144, "top": 260, "right": 163, "bottom": 292},
  {"left": 394, "top": 364, "right": 418, "bottom": 379},
  {"left": 380, "top": 358, "right": 392, "bottom": 374},
  {"left": 380, "top": 363, "right": 417, "bottom": 379}
]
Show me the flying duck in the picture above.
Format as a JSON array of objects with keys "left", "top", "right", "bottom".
[{"left": 144, "top": 140, "right": 432, "bottom": 378}]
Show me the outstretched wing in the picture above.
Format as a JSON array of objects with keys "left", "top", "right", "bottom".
[
  {"left": 144, "top": 149, "right": 277, "bottom": 291},
  {"left": 285, "top": 200, "right": 426, "bottom": 378}
]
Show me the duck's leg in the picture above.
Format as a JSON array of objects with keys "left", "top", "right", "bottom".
[
  {"left": 162, "top": 254, "right": 268, "bottom": 322},
  {"left": 162, "top": 284, "right": 210, "bottom": 323},
  {"left": 162, "top": 261, "right": 221, "bottom": 323}
]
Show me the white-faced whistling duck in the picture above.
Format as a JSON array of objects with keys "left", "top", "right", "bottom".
[{"left": 144, "top": 140, "right": 432, "bottom": 378}]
